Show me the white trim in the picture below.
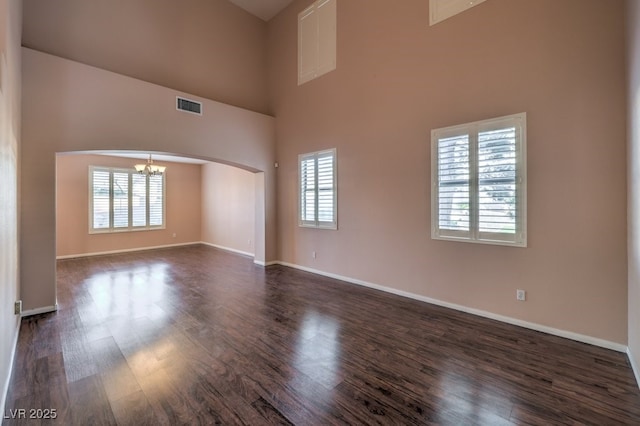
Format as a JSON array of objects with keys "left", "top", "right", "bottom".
[
  {"left": 1, "top": 320, "right": 20, "bottom": 415},
  {"left": 431, "top": 112, "right": 527, "bottom": 248},
  {"left": 429, "top": 0, "right": 487, "bottom": 26},
  {"left": 56, "top": 242, "right": 200, "bottom": 260},
  {"left": 628, "top": 347, "right": 640, "bottom": 390},
  {"left": 200, "top": 242, "right": 254, "bottom": 258},
  {"left": 21, "top": 304, "right": 58, "bottom": 318},
  {"left": 276, "top": 261, "right": 627, "bottom": 353},
  {"left": 298, "top": 148, "right": 338, "bottom": 230},
  {"left": 88, "top": 166, "right": 166, "bottom": 234},
  {"left": 255, "top": 260, "right": 279, "bottom": 267}
]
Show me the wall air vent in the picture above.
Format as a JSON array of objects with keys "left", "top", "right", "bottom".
[{"left": 176, "top": 96, "right": 203, "bottom": 115}]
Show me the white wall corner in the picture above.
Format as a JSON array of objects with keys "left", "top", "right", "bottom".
[
  {"left": 1, "top": 321, "right": 20, "bottom": 416},
  {"left": 628, "top": 347, "right": 640, "bottom": 390}
]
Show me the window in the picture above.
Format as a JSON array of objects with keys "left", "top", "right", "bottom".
[
  {"left": 431, "top": 113, "right": 527, "bottom": 247},
  {"left": 299, "top": 148, "right": 337, "bottom": 229},
  {"left": 429, "top": 0, "right": 487, "bottom": 26},
  {"left": 89, "top": 166, "right": 165, "bottom": 233},
  {"left": 298, "top": 0, "right": 337, "bottom": 85}
]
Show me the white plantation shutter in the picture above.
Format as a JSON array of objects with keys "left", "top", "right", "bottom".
[
  {"left": 113, "top": 172, "right": 129, "bottom": 228},
  {"left": 132, "top": 174, "right": 147, "bottom": 227},
  {"left": 432, "top": 113, "right": 526, "bottom": 247},
  {"left": 149, "top": 175, "right": 164, "bottom": 227},
  {"left": 298, "top": 0, "right": 337, "bottom": 85},
  {"left": 89, "top": 166, "right": 166, "bottom": 233},
  {"left": 91, "top": 170, "right": 110, "bottom": 229},
  {"left": 429, "top": 0, "right": 487, "bottom": 26},
  {"left": 298, "top": 6, "right": 319, "bottom": 85},
  {"left": 299, "top": 149, "right": 337, "bottom": 229},
  {"left": 437, "top": 134, "right": 470, "bottom": 236},
  {"left": 317, "top": 152, "right": 335, "bottom": 223},
  {"left": 300, "top": 156, "right": 316, "bottom": 223},
  {"left": 478, "top": 127, "right": 517, "bottom": 236}
]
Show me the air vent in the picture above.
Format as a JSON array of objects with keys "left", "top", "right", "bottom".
[{"left": 176, "top": 97, "right": 202, "bottom": 115}]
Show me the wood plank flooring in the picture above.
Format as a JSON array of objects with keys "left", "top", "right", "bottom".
[{"left": 3, "top": 244, "right": 640, "bottom": 425}]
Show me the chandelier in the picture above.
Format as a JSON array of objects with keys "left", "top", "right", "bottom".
[{"left": 134, "top": 155, "right": 166, "bottom": 176}]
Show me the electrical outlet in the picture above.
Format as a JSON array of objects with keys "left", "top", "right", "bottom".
[
  {"left": 312, "top": 251, "right": 317, "bottom": 259},
  {"left": 172, "top": 233, "right": 177, "bottom": 238},
  {"left": 14, "top": 300, "right": 22, "bottom": 315},
  {"left": 516, "top": 289, "right": 526, "bottom": 301}
]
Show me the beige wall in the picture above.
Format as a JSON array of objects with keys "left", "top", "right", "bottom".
[
  {"left": 0, "top": 0, "right": 21, "bottom": 411},
  {"left": 56, "top": 154, "right": 202, "bottom": 258},
  {"left": 17, "top": 0, "right": 633, "bottom": 362},
  {"left": 21, "top": 48, "right": 276, "bottom": 312},
  {"left": 201, "top": 162, "right": 256, "bottom": 256},
  {"left": 22, "top": 0, "right": 270, "bottom": 114},
  {"left": 627, "top": 0, "right": 640, "bottom": 386},
  {"left": 269, "top": 0, "right": 628, "bottom": 344}
]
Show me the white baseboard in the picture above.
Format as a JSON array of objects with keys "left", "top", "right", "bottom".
[
  {"left": 1, "top": 319, "right": 20, "bottom": 414},
  {"left": 628, "top": 347, "right": 640, "bottom": 389},
  {"left": 21, "top": 304, "right": 58, "bottom": 318},
  {"left": 200, "top": 242, "right": 254, "bottom": 258},
  {"left": 56, "top": 242, "right": 200, "bottom": 260},
  {"left": 276, "top": 261, "right": 627, "bottom": 353}
]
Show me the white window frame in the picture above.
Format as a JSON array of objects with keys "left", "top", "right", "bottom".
[
  {"left": 299, "top": 148, "right": 337, "bottom": 229},
  {"left": 431, "top": 112, "right": 527, "bottom": 247},
  {"left": 89, "top": 166, "right": 166, "bottom": 234},
  {"left": 429, "top": 0, "right": 487, "bottom": 26},
  {"left": 298, "top": 0, "right": 337, "bottom": 85}
]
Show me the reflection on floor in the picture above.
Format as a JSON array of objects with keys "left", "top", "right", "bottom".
[{"left": 5, "top": 245, "right": 640, "bottom": 424}]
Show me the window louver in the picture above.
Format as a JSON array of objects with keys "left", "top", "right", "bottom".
[
  {"left": 299, "top": 149, "right": 337, "bottom": 229},
  {"left": 92, "top": 170, "right": 110, "bottom": 230},
  {"left": 432, "top": 113, "right": 526, "bottom": 247},
  {"left": 437, "top": 134, "right": 470, "bottom": 232},
  {"left": 132, "top": 174, "right": 147, "bottom": 227},
  {"left": 89, "top": 166, "right": 165, "bottom": 233},
  {"left": 478, "top": 127, "right": 517, "bottom": 234},
  {"left": 149, "top": 175, "right": 164, "bottom": 226},
  {"left": 113, "top": 172, "right": 129, "bottom": 228}
]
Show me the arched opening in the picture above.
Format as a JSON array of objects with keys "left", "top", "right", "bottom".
[
  {"left": 55, "top": 150, "right": 264, "bottom": 262},
  {"left": 20, "top": 49, "right": 276, "bottom": 314},
  {"left": 48, "top": 150, "right": 269, "bottom": 315}
]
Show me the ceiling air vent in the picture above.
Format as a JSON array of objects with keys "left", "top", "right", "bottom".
[{"left": 176, "top": 96, "right": 202, "bottom": 115}]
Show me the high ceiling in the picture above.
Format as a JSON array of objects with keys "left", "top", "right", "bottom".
[{"left": 227, "top": 0, "right": 295, "bottom": 21}]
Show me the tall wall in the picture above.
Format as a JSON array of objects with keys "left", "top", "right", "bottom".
[
  {"left": 0, "top": 0, "right": 21, "bottom": 412},
  {"left": 56, "top": 154, "right": 202, "bottom": 258},
  {"left": 22, "top": 0, "right": 270, "bottom": 114},
  {"left": 269, "top": 0, "right": 628, "bottom": 344},
  {"left": 627, "top": 0, "right": 640, "bottom": 387},
  {"left": 201, "top": 162, "right": 256, "bottom": 256}
]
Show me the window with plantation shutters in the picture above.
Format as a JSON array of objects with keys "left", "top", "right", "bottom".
[
  {"left": 89, "top": 166, "right": 166, "bottom": 233},
  {"left": 298, "top": 0, "right": 337, "bottom": 85},
  {"left": 431, "top": 113, "right": 527, "bottom": 247},
  {"left": 299, "top": 149, "right": 337, "bottom": 229}
]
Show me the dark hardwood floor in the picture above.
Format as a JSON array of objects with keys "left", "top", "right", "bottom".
[{"left": 3, "top": 245, "right": 640, "bottom": 425}]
